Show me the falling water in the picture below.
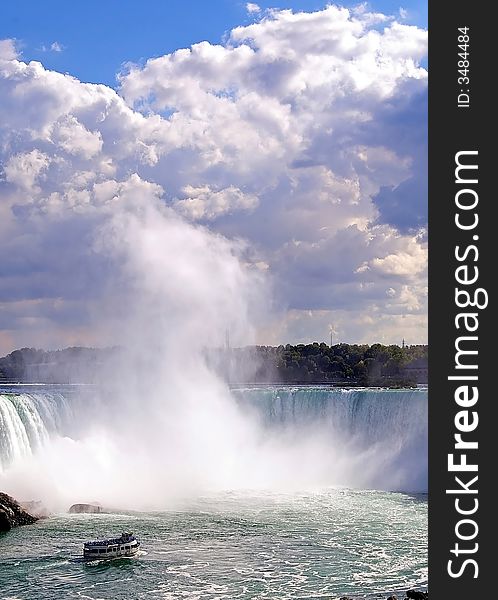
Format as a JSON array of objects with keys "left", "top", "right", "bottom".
[
  {"left": 0, "top": 385, "right": 427, "bottom": 503},
  {"left": 0, "top": 392, "right": 73, "bottom": 470}
]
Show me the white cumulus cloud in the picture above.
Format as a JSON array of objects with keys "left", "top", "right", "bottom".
[
  {"left": 0, "top": 6, "right": 428, "bottom": 351},
  {"left": 0, "top": 39, "right": 19, "bottom": 60},
  {"left": 174, "top": 185, "right": 259, "bottom": 221},
  {"left": 246, "top": 3, "right": 261, "bottom": 14}
]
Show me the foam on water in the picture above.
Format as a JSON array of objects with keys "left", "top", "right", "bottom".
[{"left": 0, "top": 488, "right": 428, "bottom": 600}]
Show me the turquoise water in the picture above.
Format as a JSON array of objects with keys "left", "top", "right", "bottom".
[{"left": 1, "top": 489, "right": 427, "bottom": 600}]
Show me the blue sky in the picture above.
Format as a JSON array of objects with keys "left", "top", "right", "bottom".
[{"left": 1, "top": 1, "right": 427, "bottom": 86}]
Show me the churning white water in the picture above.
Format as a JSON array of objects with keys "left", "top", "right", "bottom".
[{"left": 0, "top": 385, "right": 427, "bottom": 511}]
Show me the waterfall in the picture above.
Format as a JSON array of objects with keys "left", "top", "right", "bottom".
[
  {"left": 232, "top": 386, "right": 427, "bottom": 440},
  {"left": 0, "top": 393, "right": 73, "bottom": 471},
  {"left": 0, "top": 386, "right": 427, "bottom": 495},
  {"left": 232, "top": 386, "right": 428, "bottom": 491}
]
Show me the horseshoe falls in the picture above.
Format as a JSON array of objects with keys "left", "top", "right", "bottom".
[
  {"left": 0, "top": 385, "right": 427, "bottom": 493},
  {"left": 0, "top": 385, "right": 427, "bottom": 600}
]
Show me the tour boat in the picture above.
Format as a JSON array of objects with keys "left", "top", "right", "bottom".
[{"left": 83, "top": 532, "right": 140, "bottom": 560}]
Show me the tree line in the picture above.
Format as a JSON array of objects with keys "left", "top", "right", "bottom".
[
  {"left": 0, "top": 343, "right": 427, "bottom": 386},
  {"left": 219, "top": 342, "right": 427, "bottom": 386}
]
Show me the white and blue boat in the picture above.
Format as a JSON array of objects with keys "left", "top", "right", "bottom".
[{"left": 83, "top": 532, "right": 140, "bottom": 560}]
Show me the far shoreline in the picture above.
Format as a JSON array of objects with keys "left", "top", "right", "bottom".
[{"left": 1, "top": 343, "right": 428, "bottom": 388}]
